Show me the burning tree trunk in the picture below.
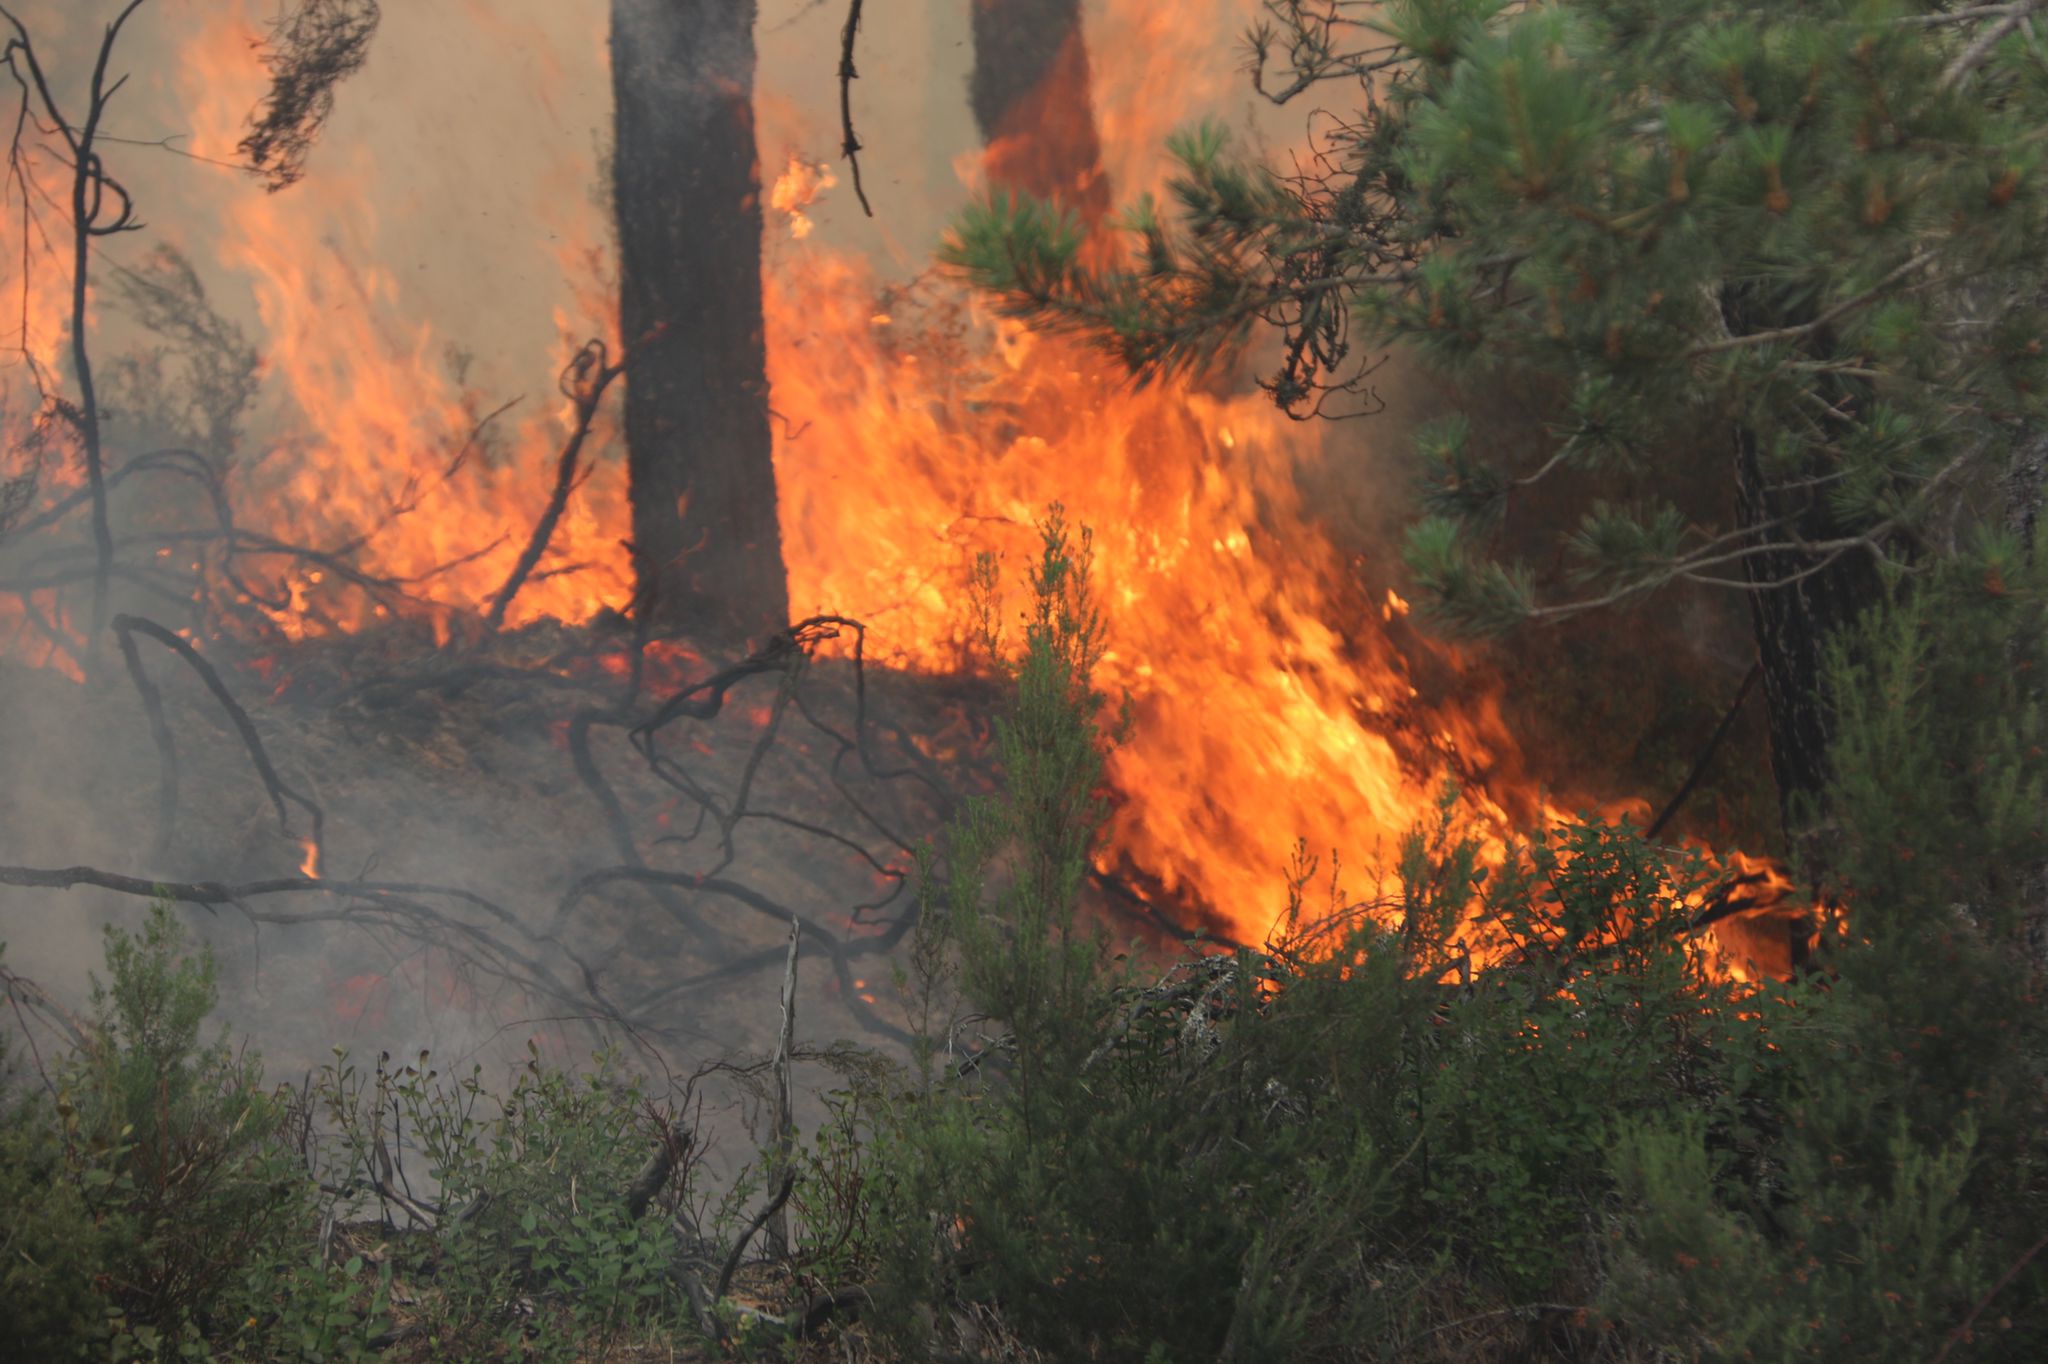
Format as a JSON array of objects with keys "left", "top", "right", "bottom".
[
  {"left": 969, "top": 0, "right": 1109, "bottom": 222},
  {"left": 611, "top": 0, "right": 788, "bottom": 639}
]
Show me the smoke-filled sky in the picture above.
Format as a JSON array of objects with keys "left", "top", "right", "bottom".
[
  {"left": 0, "top": 0, "right": 1294, "bottom": 1055},
  {"left": 3, "top": 0, "right": 1270, "bottom": 421},
  {"left": 0, "top": 1, "right": 1786, "bottom": 1071}
]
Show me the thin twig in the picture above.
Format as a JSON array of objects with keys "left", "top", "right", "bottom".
[
  {"left": 837, "top": 0, "right": 872, "bottom": 217},
  {"left": 766, "top": 916, "right": 799, "bottom": 1259},
  {"left": 1689, "top": 250, "right": 1938, "bottom": 357},
  {"left": 1940, "top": 0, "right": 2048, "bottom": 88},
  {"left": 1645, "top": 662, "right": 1761, "bottom": 841}
]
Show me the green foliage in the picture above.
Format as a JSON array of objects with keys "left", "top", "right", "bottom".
[
  {"left": 0, "top": 1052, "right": 111, "bottom": 1356},
  {"left": 949, "top": 0, "right": 2048, "bottom": 633},
  {"left": 5, "top": 519, "right": 2043, "bottom": 1361},
  {"left": 0, "top": 904, "right": 363, "bottom": 1362},
  {"left": 0, "top": 908, "right": 714, "bottom": 1363},
  {"left": 309, "top": 1042, "right": 687, "bottom": 1358}
]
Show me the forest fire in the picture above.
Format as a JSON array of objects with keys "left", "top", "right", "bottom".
[
  {"left": 9, "top": 10, "right": 2041, "bottom": 1359},
  {"left": 0, "top": 0, "right": 1820, "bottom": 992}
]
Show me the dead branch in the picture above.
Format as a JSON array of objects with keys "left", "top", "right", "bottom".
[
  {"left": 568, "top": 706, "right": 722, "bottom": 950},
  {"left": 484, "top": 334, "right": 645, "bottom": 629},
  {"left": 796, "top": 1286, "right": 867, "bottom": 1338},
  {"left": 838, "top": 0, "right": 873, "bottom": 217},
  {"left": 556, "top": 867, "right": 914, "bottom": 1046},
  {"left": 2, "top": 0, "right": 152, "bottom": 662},
  {"left": 0, "top": 957, "right": 88, "bottom": 1052},
  {"left": 0, "top": 862, "right": 655, "bottom": 1048},
  {"left": 718, "top": 1168, "right": 796, "bottom": 1300},
  {"left": 109, "top": 612, "right": 179, "bottom": 857},
  {"left": 631, "top": 616, "right": 854, "bottom": 738},
  {"left": 238, "top": 0, "right": 380, "bottom": 191},
  {"left": 1939, "top": 0, "right": 2048, "bottom": 90},
  {"left": 1644, "top": 661, "right": 1760, "bottom": 842},
  {"left": 766, "top": 916, "right": 799, "bottom": 1259},
  {"left": 110, "top": 612, "right": 325, "bottom": 873},
  {"left": 624, "top": 1122, "right": 688, "bottom": 1222}
]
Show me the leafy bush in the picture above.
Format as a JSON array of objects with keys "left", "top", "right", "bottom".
[
  {"left": 0, "top": 906, "right": 329, "bottom": 1360},
  {"left": 0, "top": 908, "right": 708, "bottom": 1363},
  {"left": 309, "top": 1041, "right": 689, "bottom": 1357},
  {"left": 5, "top": 511, "right": 2042, "bottom": 1364}
]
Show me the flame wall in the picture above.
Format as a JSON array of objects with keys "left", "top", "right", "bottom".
[{"left": 0, "top": 1, "right": 1795, "bottom": 963}]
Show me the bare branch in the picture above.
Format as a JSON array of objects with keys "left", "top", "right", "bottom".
[
  {"left": 838, "top": 0, "right": 873, "bottom": 217},
  {"left": 238, "top": 0, "right": 380, "bottom": 192},
  {"left": 1940, "top": 0, "right": 2048, "bottom": 89}
]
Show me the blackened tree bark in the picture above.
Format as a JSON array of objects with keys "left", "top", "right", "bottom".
[
  {"left": 969, "top": 0, "right": 1109, "bottom": 223},
  {"left": 612, "top": 0, "right": 788, "bottom": 639}
]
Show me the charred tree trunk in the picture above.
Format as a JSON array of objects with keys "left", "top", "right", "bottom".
[
  {"left": 612, "top": 0, "right": 788, "bottom": 640},
  {"left": 970, "top": 0, "right": 1110, "bottom": 222}
]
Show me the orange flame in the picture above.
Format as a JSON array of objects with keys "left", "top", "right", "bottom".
[{"left": 0, "top": 0, "right": 1817, "bottom": 982}]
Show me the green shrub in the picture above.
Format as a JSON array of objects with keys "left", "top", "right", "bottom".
[
  {"left": 0, "top": 1036, "right": 113, "bottom": 1357},
  {"left": 308, "top": 1041, "right": 689, "bottom": 1358},
  {"left": 842, "top": 505, "right": 2048, "bottom": 1362}
]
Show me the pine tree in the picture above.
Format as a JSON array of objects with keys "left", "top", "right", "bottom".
[{"left": 944, "top": 0, "right": 2048, "bottom": 853}]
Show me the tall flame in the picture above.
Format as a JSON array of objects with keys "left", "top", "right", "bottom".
[
  {"left": 0, "top": 1, "right": 1810, "bottom": 977},
  {"left": 173, "top": 0, "right": 632, "bottom": 639}
]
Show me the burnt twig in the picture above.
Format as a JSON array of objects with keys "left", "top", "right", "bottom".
[
  {"left": 110, "top": 614, "right": 180, "bottom": 858},
  {"left": 838, "top": 0, "right": 873, "bottom": 217},
  {"left": 765, "top": 916, "right": 798, "bottom": 1259},
  {"left": 484, "top": 333, "right": 649, "bottom": 629}
]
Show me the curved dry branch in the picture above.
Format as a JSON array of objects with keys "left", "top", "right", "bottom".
[{"left": 111, "top": 612, "right": 325, "bottom": 872}]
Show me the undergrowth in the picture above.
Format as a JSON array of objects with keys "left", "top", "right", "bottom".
[{"left": 3, "top": 509, "right": 2044, "bottom": 1362}]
